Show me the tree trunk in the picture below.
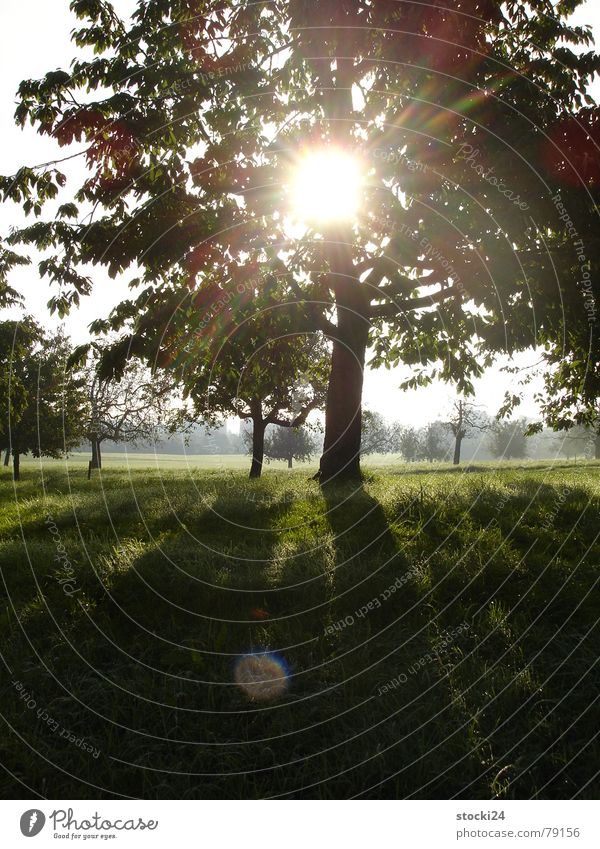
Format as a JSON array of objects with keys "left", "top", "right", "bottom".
[
  {"left": 13, "top": 452, "right": 20, "bottom": 482},
  {"left": 319, "top": 304, "right": 369, "bottom": 483},
  {"left": 287, "top": 456, "right": 293, "bottom": 469},
  {"left": 318, "top": 57, "right": 369, "bottom": 484},
  {"left": 249, "top": 418, "right": 266, "bottom": 479},
  {"left": 90, "top": 438, "right": 102, "bottom": 471},
  {"left": 3, "top": 448, "right": 9, "bottom": 467},
  {"left": 453, "top": 434, "right": 463, "bottom": 465},
  {"left": 595, "top": 431, "right": 600, "bottom": 460}
]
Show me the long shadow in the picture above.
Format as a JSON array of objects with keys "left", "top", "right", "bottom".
[
  {"left": 319, "top": 480, "right": 412, "bottom": 613},
  {"left": 5, "top": 472, "right": 600, "bottom": 799},
  {"left": 0, "top": 472, "right": 306, "bottom": 799}
]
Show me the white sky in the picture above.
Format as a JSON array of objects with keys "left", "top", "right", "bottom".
[{"left": 1, "top": 1, "right": 599, "bottom": 426}]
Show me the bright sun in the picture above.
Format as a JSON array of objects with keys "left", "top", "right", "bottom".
[{"left": 290, "top": 149, "right": 362, "bottom": 224}]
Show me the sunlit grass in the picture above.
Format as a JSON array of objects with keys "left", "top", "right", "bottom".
[{"left": 1, "top": 459, "right": 599, "bottom": 798}]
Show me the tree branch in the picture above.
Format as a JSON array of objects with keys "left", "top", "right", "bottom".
[{"left": 370, "top": 286, "right": 459, "bottom": 318}]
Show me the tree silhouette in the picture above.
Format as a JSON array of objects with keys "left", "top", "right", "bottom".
[
  {"left": 2, "top": 1, "right": 599, "bottom": 480},
  {"left": 262, "top": 424, "right": 319, "bottom": 469},
  {"left": 82, "top": 348, "right": 179, "bottom": 476},
  {"left": 446, "top": 400, "right": 489, "bottom": 465},
  {"left": 489, "top": 418, "right": 530, "bottom": 461},
  {"left": 1, "top": 319, "right": 86, "bottom": 480}
]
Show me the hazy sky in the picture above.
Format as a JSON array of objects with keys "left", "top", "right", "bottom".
[{"left": 1, "top": 1, "right": 599, "bottom": 426}]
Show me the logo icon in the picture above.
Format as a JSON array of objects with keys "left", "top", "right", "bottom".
[{"left": 20, "top": 810, "right": 46, "bottom": 837}]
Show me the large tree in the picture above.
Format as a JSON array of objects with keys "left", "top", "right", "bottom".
[{"left": 2, "top": 1, "right": 599, "bottom": 481}]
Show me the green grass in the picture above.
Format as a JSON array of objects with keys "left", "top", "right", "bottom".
[{"left": 1, "top": 458, "right": 599, "bottom": 799}]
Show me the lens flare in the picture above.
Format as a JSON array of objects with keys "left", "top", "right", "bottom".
[
  {"left": 290, "top": 148, "right": 362, "bottom": 223},
  {"left": 234, "top": 651, "right": 289, "bottom": 701}
]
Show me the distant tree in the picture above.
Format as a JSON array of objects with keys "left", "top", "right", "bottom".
[
  {"left": 1, "top": 320, "right": 86, "bottom": 480},
  {"left": 419, "top": 421, "right": 451, "bottom": 463},
  {"left": 261, "top": 424, "right": 318, "bottom": 469},
  {"left": 0, "top": 317, "right": 38, "bottom": 466},
  {"left": 445, "top": 400, "right": 489, "bottom": 465},
  {"left": 183, "top": 303, "right": 329, "bottom": 478},
  {"left": 397, "top": 426, "right": 421, "bottom": 463},
  {"left": 555, "top": 425, "right": 595, "bottom": 460},
  {"left": 83, "top": 353, "right": 180, "bottom": 476},
  {"left": 489, "top": 418, "right": 530, "bottom": 461},
  {"left": 361, "top": 410, "right": 390, "bottom": 455},
  {"left": 93, "top": 281, "right": 330, "bottom": 480}
]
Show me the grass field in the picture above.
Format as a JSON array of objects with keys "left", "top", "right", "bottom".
[{"left": 1, "top": 457, "right": 599, "bottom": 799}]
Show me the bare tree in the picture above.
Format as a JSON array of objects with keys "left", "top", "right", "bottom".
[
  {"left": 85, "top": 359, "right": 180, "bottom": 477},
  {"left": 446, "top": 400, "right": 489, "bottom": 465}
]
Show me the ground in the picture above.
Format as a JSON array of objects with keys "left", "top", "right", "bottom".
[{"left": 1, "top": 456, "right": 599, "bottom": 799}]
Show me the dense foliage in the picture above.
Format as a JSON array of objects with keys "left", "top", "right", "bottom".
[{"left": 1, "top": 1, "right": 599, "bottom": 477}]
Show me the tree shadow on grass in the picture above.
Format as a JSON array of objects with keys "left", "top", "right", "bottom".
[
  {"left": 3, "top": 474, "right": 600, "bottom": 799},
  {"left": 0, "top": 478, "right": 311, "bottom": 799}
]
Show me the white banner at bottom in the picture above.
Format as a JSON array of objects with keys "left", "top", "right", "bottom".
[{"left": 0, "top": 800, "right": 598, "bottom": 848}]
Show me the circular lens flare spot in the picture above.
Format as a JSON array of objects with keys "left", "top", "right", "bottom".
[
  {"left": 234, "top": 652, "right": 289, "bottom": 701},
  {"left": 291, "top": 149, "right": 362, "bottom": 223}
]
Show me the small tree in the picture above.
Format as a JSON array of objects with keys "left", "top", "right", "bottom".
[
  {"left": 446, "top": 400, "right": 489, "bottom": 465},
  {"left": 183, "top": 292, "right": 329, "bottom": 478},
  {"left": 555, "top": 425, "right": 595, "bottom": 460},
  {"left": 1, "top": 319, "right": 86, "bottom": 480},
  {"left": 0, "top": 317, "right": 37, "bottom": 466},
  {"left": 395, "top": 426, "right": 421, "bottom": 463},
  {"left": 419, "top": 421, "right": 452, "bottom": 463},
  {"left": 83, "top": 349, "right": 180, "bottom": 476},
  {"left": 489, "top": 418, "right": 530, "bottom": 461},
  {"left": 261, "top": 424, "right": 319, "bottom": 469},
  {"left": 236, "top": 341, "right": 327, "bottom": 478},
  {"left": 361, "top": 410, "right": 390, "bottom": 455}
]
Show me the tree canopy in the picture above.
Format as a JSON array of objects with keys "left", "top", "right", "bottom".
[
  {"left": 260, "top": 423, "right": 319, "bottom": 469},
  {"left": 2, "top": 1, "right": 600, "bottom": 479},
  {"left": 0, "top": 318, "right": 86, "bottom": 479}
]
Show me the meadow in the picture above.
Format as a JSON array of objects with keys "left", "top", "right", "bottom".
[{"left": 1, "top": 455, "right": 599, "bottom": 799}]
